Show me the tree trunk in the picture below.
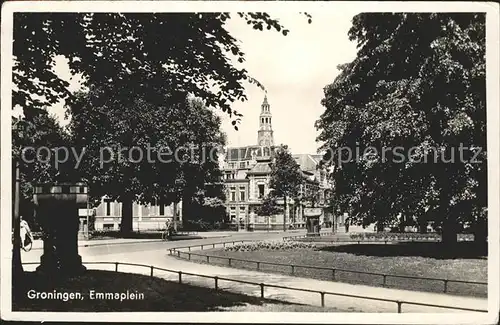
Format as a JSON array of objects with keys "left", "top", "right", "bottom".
[
  {"left": 120, "top": 196, "right": 133, "bottom": 235},
  {"left": 418, "top": 221, "right": 428, "bottom": 234},
  {"left": 283, "top": 195, "right": 287, "bottom": 232},
  {"left": 441, "top": 218, "right": 458, "bottom": 245},
  {"left": 473, "top": 218, "right": 487, "bottom": 247},
  {"left": 376, "top": 220, "right": 384, "bottom": 233}
]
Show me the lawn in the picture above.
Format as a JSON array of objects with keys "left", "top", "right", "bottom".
[
  {"left": 12, "top": 270, "right": 342, "bottom": 312},
  {"left": 182, "top": 242, "right": 487, "bottom": 297}
]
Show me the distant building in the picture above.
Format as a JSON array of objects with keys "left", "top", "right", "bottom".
[
  {"left": 89, "top": 199, "right": 182, "bottom": 231},
  {"left": 222, "top": 95, "right": 332, "bottom": 231}
]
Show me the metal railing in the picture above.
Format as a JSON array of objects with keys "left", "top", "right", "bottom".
[
  {"left": 169, "top": 240, "right": 253, "bottom": 252},
  {"left": 21, "top": 261, "right": 488, "bottom": 313},
  {"left": 168, "top": 241, "right": 487, "bottom": 295}
]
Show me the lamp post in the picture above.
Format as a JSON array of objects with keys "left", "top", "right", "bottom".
[{"left": 12, "top": 159, "right": 24, "bottom": 285}]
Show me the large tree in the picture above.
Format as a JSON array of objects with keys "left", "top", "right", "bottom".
[
  {"left": 269, "top": 145, "right": 304, "bottom": 231},
  {"left": 316, "top": 13, "right": 486, "bottom": 245},
  {"left": 12, "top": 111, "right": 70, "bottom": 288},
  {"left": 68, "top": 89, "right": 226, "bottom": 234}
]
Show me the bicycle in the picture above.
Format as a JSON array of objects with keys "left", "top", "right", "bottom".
[{"left": 161, "top": 229, "right": 170, "bottom": 241}]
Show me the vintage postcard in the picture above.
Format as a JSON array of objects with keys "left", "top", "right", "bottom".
[{"left": 1, "top": 1, "right": 499, "bottom": 324}]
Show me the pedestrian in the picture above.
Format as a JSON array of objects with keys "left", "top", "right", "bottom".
[
  {"left": 344, "top": 217, "right": 350, "bottom": 233},
  {"left": 20, "top": 216, "right": 33, "bottom": 247}
]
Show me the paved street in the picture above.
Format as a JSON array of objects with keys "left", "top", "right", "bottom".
[
  {"left": 22, "top": 230, "right": 297, "bottom": 261},
  {"left": 21, "top": 231, "right": 487, "bottom": 313}
]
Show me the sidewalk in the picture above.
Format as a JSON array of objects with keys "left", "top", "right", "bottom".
[
  {"left": 29, "top": 232, "right": 235, "bottom": 250},
  {"left": 29, "top": 238, "right": 164, "bottom": 250}
]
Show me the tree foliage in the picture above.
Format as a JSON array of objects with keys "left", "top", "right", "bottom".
[
  {"left": 67, "top": 89, "right": 226, "bottom": 232},
  {"left": 13, "top": 12, "right": 311, "bottom": 124},
  {"left": 269, "top": 145, "right": 304, "bottom": 230},
  {"left": 12, "top": 111, "right": 71, "bottom": 228},
  {"left": 316, "top": 13, "right": 486, "bottom": 243},
  {"left": 256, "top": 195, "right": 283, "bottom": 217}
]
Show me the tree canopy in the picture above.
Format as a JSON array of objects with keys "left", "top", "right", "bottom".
[
  {"left": 13, "top": 12, "right": 311, "bottom": 123},
  {"left": 316, "top": 13, "right": 486, "bottom": 243},
  {"left": 67, "top": 89, "right": 226, "bottom": 232}
]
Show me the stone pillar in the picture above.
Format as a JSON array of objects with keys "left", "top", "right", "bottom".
[{"left": 34, "top": 183, "right": 87, "bottom": 276}]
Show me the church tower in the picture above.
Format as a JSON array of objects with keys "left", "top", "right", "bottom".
[{"left": 257, "top": 93, "right": 274, "bottom": 147}]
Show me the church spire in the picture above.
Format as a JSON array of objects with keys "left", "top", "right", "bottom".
[{"left": 257, "top": 93, "right": 274, "bottom": 147}]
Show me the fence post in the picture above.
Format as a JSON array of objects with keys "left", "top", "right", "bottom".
[
  {"left": 213, "top": 243, "right": 215, "bottom": 248},
  {"left": 443, "top": 280, "right": 448, "bottom": 293},
  {"left": 228, "top": 258, "right": 232, "bottom": 266},
  {"left": 256, "top": 262, "right": 260, "bottom": 270},
  {"left": 177, "top": 250, "right": 180, "bottom": 257},
  {"left": 188, "top": 253, "right": 191, "bottom": 260},
  {"left": 178, "top": 271, "right": 182, "bottom": 284},
  {"left": 383, "top": 275, "right": 387, "bottom": 286},
  {"left": 320, "top": 292, "right": 325, "bottom": 307},
  {"left": 214, "top": 276, "right": 219, "bottom": 290},
  {"left": 260, "top": 283, "right": 265, "bottom": 298},
  {"left": 201, "top": 245, "right": 204, "bottom": 250},
  {"left": 115, "top": 262, "right": 118, "bottom": 272},
  {"left": 206, "top": 256, "right": 210, "bottom": 263},
  {"left": 291, "top": 265, "right": 295, "bottom": 275},
  {"left": 150, "top": 266, "right": 154, "bottom": 277},
  {"left": 397, "top": 301, "right": 402, "bottom": 313},
  {"left": 332, "top": 269, "right": 336, "bottom": 281}
]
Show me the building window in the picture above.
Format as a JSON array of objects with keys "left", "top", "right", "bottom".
[
  {"left": 103, "top": 223, "right": 114, "bottom": 230},
  {"left": 105, "top": 199, "right": 112, "bottom": 216},
  {"left": 159, "top": 204, "right": 165, "bottom": 216},
  {"left": 258, "top": 184, "right": 265, "bottom": 198},
  {"left": 230, "top": 206, "right": 237, "bottom": 220},
  {"left": 239, "top": 162, "right": 245, "bottom": 168},
  {"left": 230, "top": 186, "right": 236, "bottom": 201},
  {"left": 270, "top": 215, "right": 276, "bottom": 223},
  {"left": 239, "top": 206, "right": 246, "bottom": 213},
  {"left": 239, "top": 187, "right": 246, "bottom": 201}
]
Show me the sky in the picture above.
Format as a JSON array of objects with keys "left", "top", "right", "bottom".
[{"left": 29, "top": 11, "right": 359, "bottom": 155}]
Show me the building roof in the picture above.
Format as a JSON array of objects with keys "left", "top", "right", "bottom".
[
  {"left": 246, "top": 161, "right": 272, "bottom": 175},
  {"left": 226, "top": 145, "right": 276, "bottom": 162},
  {"left": 292, "top": 154, "right": 319, "bottom": 172}
]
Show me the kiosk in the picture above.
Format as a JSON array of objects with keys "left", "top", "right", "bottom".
[{"left": 304, "top": 207, "right": 322, "bottom": 237}]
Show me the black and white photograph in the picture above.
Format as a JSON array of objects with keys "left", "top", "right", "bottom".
[{"left": 1, "top": 1, "right": 499, "bottom": 323}]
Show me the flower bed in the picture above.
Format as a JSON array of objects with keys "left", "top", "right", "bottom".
[{"left": 224, "top": 240, "right": 317, "bottom": 252}]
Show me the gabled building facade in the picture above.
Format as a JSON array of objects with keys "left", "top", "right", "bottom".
[{"left": 222, "top": 95, "right": 332, "bottom": 230}]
